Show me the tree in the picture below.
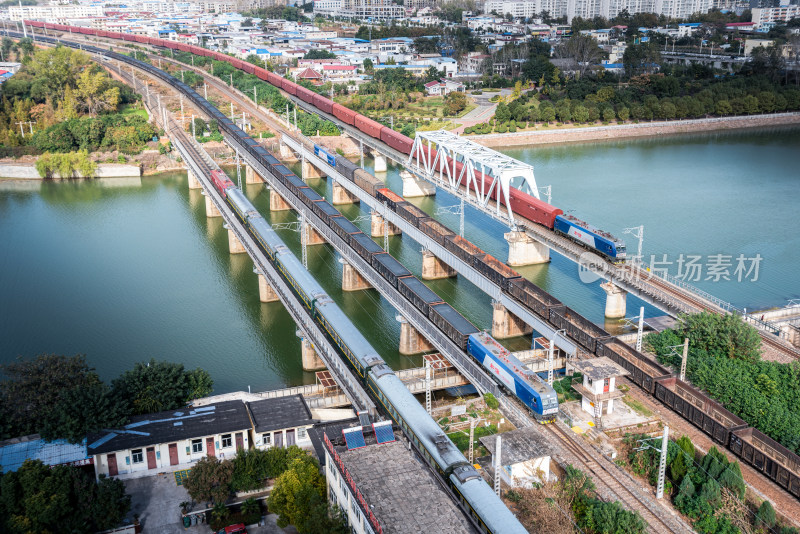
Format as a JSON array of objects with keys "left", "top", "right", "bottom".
[
  {"left": 304, "top": 49, "right": 337, "bottom": 60},
  {"left": 623, "top": 42, "right": 661, "bottom": 77},
  {"left": 494, "top": 102, "right": 510, "bottom": 122},
  {"left": 0, "top": 354, "right": 103, "bottom": 438},
  {"left": 26, "top": 47, "right": 90, "bottom": 102},
  {"left": 0, "top": 460, "right": 130, "bottom": 533},
  {"left": 268, "top": 455, "right": 327, "bottom": 531},
  {"left": 602, "top": 107, "right": 616, "bottom": 122},
  {"left": 362, "top": 57, "right": 373, "bottom": 74},
  {"left": 413, "top": 36, "right": 440, "bottom": 55},
  {"left": 74, "top": 67, "right": 121, "bottom": 116},
  {"left": 112, "top": 359, "right": 213, "bottom": 415},
  {"left": 559, "top": 34, "right": 607, "bottom": 76},
  {"left": 231, "top": 445, "right": 306, "bottom": 492},
  {"left": 540, "top": 106, "right": 556, "bottom": 124},
  {"left": 572, "top": 104, "right": 590, "bottom": 123},
  {"left": 39, "top": 382, "right": 129, "bottom": 443},
  {"left": 185, "top": 456, "right": 234, "bottom": 505},
  {"left": 756, "top": 500, "right": 777, "bottom": 529},
  {"left": 617, "top": 106, "right": 630, "bottom": 122},
  {"left": 445, "top": 91, "right": 467, "bottom": 115}
]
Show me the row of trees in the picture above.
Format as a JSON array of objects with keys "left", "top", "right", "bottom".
[
  {"left": 508, "top": 464, "right": 647, "bottom": 534},
  {"left": 185, "top": 446, "right": 347, "bottom": 534},
  {"left": 490, "top": 70, "right": 800, "bottom": 127},
  {"left": 0, "top": 460, "right": 131, "bottom": 533},
  {"left": 0, "top": 354, "right": 213, "bottom": 443},
  {"left": 625, "top": 433, "right": 791, "bottom": 534},
  {"left": 648, "top": 313, "right": 800, "bottom": 455}
]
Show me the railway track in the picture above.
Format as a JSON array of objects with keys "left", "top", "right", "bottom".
[
  {"left": 630, "top": 265, "right": 800, "bottom": 361},
  {"left": 546, "top": 422, "right": 690, "bottom": 534}
]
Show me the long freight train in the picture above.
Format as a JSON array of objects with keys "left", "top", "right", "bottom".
[{"left": 21, "top": 23, "right": 800, "bottom": 503}]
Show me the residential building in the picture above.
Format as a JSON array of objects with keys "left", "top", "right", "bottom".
[
  {"left": 246, "top": 395, "right": 315, "bottom": 450},
  {"left": 751, "top": 6, "right": 800, "bottom": 31},
  {"left": 483, "top": 0, "right": 716, "bottom": 22},
  {"left": 88, "top": 400, "right": 252, "bottom": 480},
  {"left": 9, "top": 4, "right": 104, "bottom": 22},
  {"left": 459, "top": 51, "right": 491, "bottom": 73},
  {"left": 744, "top": 38, "right": 776, "bottom": 55},
  {"left": 571, "top": 357, "right": 630, "bottom": 418},
  {"left": 424, "top": 78, "right": 464, "bottom": 95},
  {"left": 314, "top": 0, "right": 405, "bottom": 21},
  {"left": 310, "top": 419, "right": 474, "bottom": 534},
  {"left": 322, "top": 64, "right": 358, "bottom": 81},
  {"left": 480, "top": 426, "right": 554, "bottom": 488},
  {"left": 295, "top": 67, "right": 324, "bottom": 83}
]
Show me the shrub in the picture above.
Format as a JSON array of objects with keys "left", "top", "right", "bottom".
[
  {"left": 484, "top": 393, "right": 499, "bottom": 409},
  {"left": 35, "top": 151, "right": 97, "bottom": 179}
]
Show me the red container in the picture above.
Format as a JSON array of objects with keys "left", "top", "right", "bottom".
[
  {"left": 332, "top": 103, "right": 357, "bottom": 125},
  {"left": 380, "top": 128, "right": 413, "bottom": 154},
  {"left": 313, "top": 93, "right": 334, "bottom": 115},
  {"left": 296, "top": 86, "right": 316, "bottom": 105},
  {"left": 280, "top": 79, "right": 298, "bottom": 95},
  {"left": 254, "top": 67, "right": 269, "bottom": 81},
  {"left": 266, "top": 71, "right": 283, "bottom": 87},
  {"left": 354, "top": 114, "right": 382, "bottom": 138}
]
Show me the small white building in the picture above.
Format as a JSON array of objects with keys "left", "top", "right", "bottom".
[
  {"left": 247, "top": 394, "right": 315, "bottom": 450},
  {"left": 87, "top": 400, "right": 252, "bottom": 480},
  {"left": 571, "top": 357, "right": 629, "bottom": 419},
  {"left": 480, "top": 426, "right": 554, "bottom": 488}
]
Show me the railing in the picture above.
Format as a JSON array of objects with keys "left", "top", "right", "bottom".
[{"left": 324, "top": 432, "right": 383, "bottom": 534}]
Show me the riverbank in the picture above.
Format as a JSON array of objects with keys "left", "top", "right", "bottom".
[
  {"left": 467, "top": 112, "right": 800, "bottom": 147},
  {"left": 0, "top": 163, "right": 143, "bottom": 179}
]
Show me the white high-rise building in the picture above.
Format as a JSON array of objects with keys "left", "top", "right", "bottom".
[
  {"left": 9, "top": 4, "right": 104, "bottom": 22},
  {"left": 484, "top": 0, "right": 714, "bottom": 22}
]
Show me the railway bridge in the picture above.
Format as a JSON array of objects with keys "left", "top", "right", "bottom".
[{"left": 52, "top": 27, "right": 800, "bottom": 361}]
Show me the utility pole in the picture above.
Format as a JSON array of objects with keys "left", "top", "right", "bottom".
[
  {"left": 425, "top": 359, "right": 431, "bottom": 414},
  {"left": 204, "top": 83, "right": 207, "bottom": 100},
  {"left": 191, "top": 114, "right": 196, "bottom": 138},
  {"left": 236, "top": 147, "right": 242, "bottom": 189},
  {"left": 360, "top": 139, "right": 364, "bottom": 169},
  {"left": 383, "top": 201, "right": 389, "bottom": 251},
  {"left": 181, "top": 70, "right": 184, "bottom": 83},
  {"left": 459, "top": 196, "right": 464, "bottom": 237},
  {"left": 547, "top": 338, "right": 555, "bottom": 385},
  {"left": 656, "top": 425, "right": 669, "bottom": 499},
  {"left": 623, "top": 224, "right": 644, "bottom": 267},
  {"left": 493, "top": 435, "right": 502, "bottom": 496},
  {"left": 636, "top": 306, "right": 645, "bottom": 352},
  {"left": 300, "top": 212, "right": 308, "bottom": 269},
  {"left": 230, "top": 73, "right": 233, "bottom": 86},
  {"left": 253, "top": 85, "right": 257, "bottom": 107},
  {"left": 230, "top": 100, "right": 234, "bottom": 121},
  {"left": 468, "top": 419, "right": 476, "bottom": 464},
  {"left": 16, "top": 121, "right": 25, "bottom": 137},
  {"left": 680, "top": 338, "right": 689, "bottom": 381}
]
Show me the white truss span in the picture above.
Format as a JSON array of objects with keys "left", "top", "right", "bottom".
[{"left": 407, "top": 130, "right": 538, "bottom": 224}]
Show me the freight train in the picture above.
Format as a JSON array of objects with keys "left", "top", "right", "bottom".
[
  {"left": 21, "top": 23, "right": 800, "bottom": 503},
  {"left": 29, "top": 21, "right": 626, "bottom": 262}
]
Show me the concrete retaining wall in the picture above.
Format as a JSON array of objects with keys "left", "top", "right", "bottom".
[
  {"left": 469, "top": 112, "right": 800, "bottom": 148},
  {"left": 0, "top": 163, "right": 142, "bottom": 179}
]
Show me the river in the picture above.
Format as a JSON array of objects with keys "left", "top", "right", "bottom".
[{"left": 1, "top": 126, "right": 796, "bottom": 394}]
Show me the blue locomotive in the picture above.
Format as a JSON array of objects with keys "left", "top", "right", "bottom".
[
  {"left": 467, "top": 333, "right": 559, "bottom": 423},
  {"left": 554, "top": 214, "right": 627, "bottom": 262}
]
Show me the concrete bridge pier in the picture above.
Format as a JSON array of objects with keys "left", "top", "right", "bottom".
[
  {"left": 258, "top": 274, "right": 279, "bottom": 303},
  {"left": 279, "top": 140, "right": 298, "bottom": 162},
  {"left": 245, "top": 165, "right": 264, "bottom": 184},
  {"left": 301, "top": 158, "right": 325, "bottom": 180},
  {"left": 492, "top": 302, "right": 533, "bottom": 339},
  {"left": 303, "top": 222, "right": 326, "bottom": 246},
  {"left": 373, "top": 155, "right": 388, "bottom": 173},
  {"left": 398, "top": 316, "right": 434, "bottom": 355},
  {"left": 601, "top": 282, "right": 627, "bottom": 319},
  {"left": 205, "top": 194, "right": 222, "bottom": 218},
  {"left": 269, "top": 188, "right": 291, "bottom": 212},
  {"left": 505, "top": 231, "right": 549, "bottom": 266},
  {"left": 400, "top": 170, "right": 436, "bottom": 198},
  {"left": 332, "top": 181, "right": 359, "bottom": 205},
  {"left": 342, "top": 260, "right": 371, "bottom": 292},
  {"left": 421, "top": 250, "right": 456, "bottom": 280},
  {"left": 227, "top": 227, "right": 246, "bottom": 254},
  {"left": 188, "top": 170, "right": 202, "bottom": 189},
  {"left": 300, "top": 337, "right": 326, "bottom": 371},
  {"left": 371, "top": 211, "right": 401, "bottom": 238}
]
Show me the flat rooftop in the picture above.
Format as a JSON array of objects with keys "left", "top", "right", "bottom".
[
  {"left": 313, "top": 420, "right": 474, "bottom": 534},
  {"left": 480, "top": 426, "right": 553, "bottom": 466},
  {"left": 573, "top": 356, "right": 630, "bottom": 381}
]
